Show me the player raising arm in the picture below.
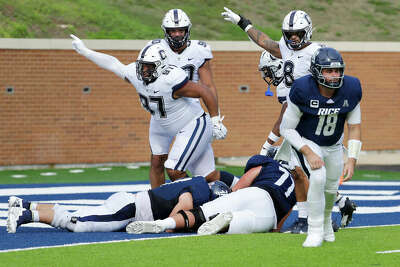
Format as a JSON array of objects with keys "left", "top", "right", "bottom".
[{"left": 70, "top": 35, "right": 228, "bottom": 188}]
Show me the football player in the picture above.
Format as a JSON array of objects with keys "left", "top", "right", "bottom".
[
  {"left": 222, "top": 8, "right": 356, "bottom": 233},
  {"left": 126, "top": 155, "right": 296, "bottom": 235},
  {"left": 147, "top": 9, "right": 236, "bottom": 189},
  {"left": 7, "top": 177, "right": 230, "bottom": 233},
  {"left": 258, "top": 51, "right": 357, "bottom": 233},
  {"left": 280, "top": 47, "right": 362, "bottom": 247},
  {"left": 70, "top": 35, "right": 230, "bottom": 189}
]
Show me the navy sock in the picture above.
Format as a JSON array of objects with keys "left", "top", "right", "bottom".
[
  {"left": 22, "top": 200, "right": 31, "bottom": 210},
  {"left": 17, "top": 210, "right": 33, "bottom": 226},
  {"left": 219, "top": 171, "right": 235, "bottom": 187}
]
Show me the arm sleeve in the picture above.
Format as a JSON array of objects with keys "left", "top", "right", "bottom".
[
  {"left": 79, "top": 48, "right": 128, "bottom": 79},
  {"left": 280, "top": 97, "right": 306, "bottom": 151},
  {"left": 346, "top": 103, "right": 361, "bottom": 124}
]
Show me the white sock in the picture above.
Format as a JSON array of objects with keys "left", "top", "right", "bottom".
[
  {"left": 230, "top": 177, "right": 240, "bottom": 189},
  {"left": 159, "top": 217, "right": 176, "bottom": 230},
  {"left": 30, "top": 202, "right": 38, "bottom": 210},
  {"left": 32, "top": 210, "right": 40, "bottom": 222},
  {"left": 297, "top": 201, "right": 308, "bottom": 219}
]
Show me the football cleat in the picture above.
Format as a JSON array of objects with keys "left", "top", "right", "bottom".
[
  {"left": 303, "top": 233, "right": 323, "bottom": 247},
  {"left": 331, "top": 220, "right": 339, "bottom": 232},
  {"left": 8, "top": 196, "right": 23, "bottom": 208},
  {"left": 197, "top": 212, "right": 233, "bottom": 235},
  {"left": 323, "top": 221, "right": 335, "bottom": 242},
  {"left": 126, "top": 220, "right": 165, "bottom": 234},
  {"left": 340, "top": 197, "right": 356, "bottom": 227},
  {"left": 287, "top": 218, "right": 308, "bottom": 234},
  {"left": 7, "top": 207, "right": 23, "bottom": 233}
]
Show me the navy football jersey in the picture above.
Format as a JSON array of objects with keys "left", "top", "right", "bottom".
[
  {"left": 244, "top": 155, "right": 297, "bottom": 222},
  {"left": 148, "top": 176, "right": 211, "bottom": 220},
  {"left": 289, "top": 75, "right": 362, "bottom": 146}
]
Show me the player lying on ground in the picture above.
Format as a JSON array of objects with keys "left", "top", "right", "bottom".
[
  {"left": 126, "top": 155, "right": 297, "bottom": 235},
  {"left": 6, "top": 177, "right": 230, "bottom": 233}
]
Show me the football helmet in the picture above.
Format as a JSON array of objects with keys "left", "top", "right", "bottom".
[
  {"left": 162, "top": 9, "right": 192, "bottom": 49},
  {"left": 136, "top": 44, "right": 168, "bottom": 84},
  {"left": 282, "top": 10, "right": 312, "bottom": 50},
  {"left": 310, "top": 47, "right": 345, "bottom": 89},
  {"left": 209, "top": 181, "right": 231, "bottom": 200},
  {"left": 258, "top": 50, "right": 284, "bottom": 86}
]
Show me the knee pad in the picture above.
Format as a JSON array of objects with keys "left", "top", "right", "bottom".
[
  {"left": 189, "top": 207, "right": 206, "bottom": 231},
  {"left": 51, "top": 204, "right": 72, "bottom": 229}
]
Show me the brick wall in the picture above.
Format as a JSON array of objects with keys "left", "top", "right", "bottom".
[{"left": 1, "top": 43, "right": 399, "bottom": 166}]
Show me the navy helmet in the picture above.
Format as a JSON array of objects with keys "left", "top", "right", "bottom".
[
  {"left": 310, "top": 47, "right": 345, "bottom": 89},
  {"left": 209, "top": 181, "right": 231, "bottom": 200}
]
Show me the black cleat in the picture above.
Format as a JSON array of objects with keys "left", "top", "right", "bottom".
[
  {"left": 287, "top": 218, "right": 308, "bottom": 234},
  {"left": 340, "top": 197, "right": 356, "bottom": 227}
]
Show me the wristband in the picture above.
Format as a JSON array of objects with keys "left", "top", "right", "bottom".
[
  {"left": 347, "top": 139, "right": 362, "bottom": 159},
  {"left": 238, "top": 15, "right": 252, "bottom": 31},
  {"left": 268, "top": 132, "right": 280, "bottom": 143}
]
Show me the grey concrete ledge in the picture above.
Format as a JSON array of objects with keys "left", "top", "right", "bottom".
[{"left": 1, "top": 38, "right": 400, "bottom": 52}]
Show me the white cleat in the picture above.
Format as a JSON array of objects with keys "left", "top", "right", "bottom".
[
  {"left": 302, "top": 234, "right": 323, "bottom": 247},
  {"left": 323, "top": 223, "right": 335, "bottom": 242},
  {"left": 7, "top": 207, "right": 23, "bottom": 234},
  {"left": 8, "top": 196, "right": 23, "bottom": 208},
  {"left": 126, "top": 220, "right": 165, "bottom": 234},
  {"left": 197, "top": 211, "right": 233, "bottom": 236}
]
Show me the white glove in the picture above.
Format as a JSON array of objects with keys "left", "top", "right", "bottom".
[
  {"left": 260, "top": 140, "right": 279, "bottom": 158},
  {"left": 70, "top": 34, "right": 89, "bottom": 56},
  {"left": 211, "top": 115, "right": 227, "bottom": 140},
  {"left": 221, "top": 7, "right": 241, "bottom": 24}
]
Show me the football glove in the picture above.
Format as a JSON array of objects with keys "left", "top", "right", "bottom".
[
  {"left": 260, "top": 141, "right": 279, "bottom": 158},
  {"left": 70, "top": 34, "right": 89, "bottom": 56},
  {"left": 221, "top": 7, "right": 252, "bottom": 32},
  {"left": 211, "top": 115, "right": 227, "bottom": 140}
]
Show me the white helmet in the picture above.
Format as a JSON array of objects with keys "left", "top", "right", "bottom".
[
  {"left": 258, "top": 51, "right": 284, "bottom": 86},
  {"left": 161, "top": 9, "right": 192, "bottom": 49},
  {"left": 282, "top": 10, "right": 312, "bottom": 50},
  {"left": 136, "top": 44, "right": 168, "bottom": 84}
]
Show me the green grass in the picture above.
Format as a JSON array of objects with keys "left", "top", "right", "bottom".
[
  {"left": 1, "top": 0, "right": 400, "bottom": 41},
  {"left": 0, "top": 166, "right": 398, "bottom": 184},
  {"left": 0, "top": 226, "right": 399, "bottom": 266}
]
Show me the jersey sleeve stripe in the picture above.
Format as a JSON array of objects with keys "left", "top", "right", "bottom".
[{"left": 172, "top": 77, "right": 189, "bottom": 93}]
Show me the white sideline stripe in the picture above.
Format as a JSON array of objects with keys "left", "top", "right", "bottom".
[
  {"left": 338, "top": 190, "right": 398, "bottom": 195},
  {"left": 0, "top": 221, "right": 52, "bottom": 228},
  {"left": 2, "top": 203, "right": 400, "bottom": 219},
  {"left": 344, "top": 181, "right": 400, "bottom": 186},
  {"left": 0, "top": 200, "right": 104, "bottom": 209},
  {"left": 0, "top": 184, "right": 150, "bottom": 196},
  {"left": 344, "top": 195, "right": 400, "bottom": 201},
  {"left": 376, "top": 249, "right": 400, "bottom": 254},
  {"left": 0, "top": 234, "right": 196, "bottom": 253}
]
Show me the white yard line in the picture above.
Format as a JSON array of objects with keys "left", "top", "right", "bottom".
[
  {"left": 376, "top": 249, "right": 400, "bottom": 254},
  {"left": 0, "top": 184, "right": 150, "bottom": 196}
]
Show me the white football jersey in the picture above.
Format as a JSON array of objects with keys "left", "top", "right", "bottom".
[
  {"left": 147, "top": 39, "right": 213, "bottom": 83},
  {"left": 278, "top": 37, "right": 323, "bottom": 101},
  {"left": 124, "top": 63, "right": 204, "bottom": 135}
]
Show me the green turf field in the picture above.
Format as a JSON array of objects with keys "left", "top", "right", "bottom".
[
  {"left": 0, "top": 165, "right": 399, "bottom": 184},
  {"left": 1, "top": 166, "right": 399, "bottom": 266},
  {"left": 0, "top": 226, "right": 399, "bottom": 266}
]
